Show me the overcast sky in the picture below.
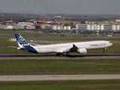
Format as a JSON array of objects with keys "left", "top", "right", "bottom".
[{"left": 0, "top": 0, "right": 120, "bottom": 14}]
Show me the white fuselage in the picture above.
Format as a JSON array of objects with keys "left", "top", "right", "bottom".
[{"left": 31, "top": 40, "right": 112, "bottom": 53}]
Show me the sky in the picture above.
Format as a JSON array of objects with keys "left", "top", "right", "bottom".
[{"left": 0, "top": 0, "right": 120, "bottom": 15}]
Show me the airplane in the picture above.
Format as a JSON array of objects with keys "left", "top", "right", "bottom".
[{"left": 15, "top": 33, "right": 112, "bottom": 55}]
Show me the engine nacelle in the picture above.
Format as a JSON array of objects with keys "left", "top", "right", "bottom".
[{"left": 77, "top": 48, "right": 87, "bottom": 54}]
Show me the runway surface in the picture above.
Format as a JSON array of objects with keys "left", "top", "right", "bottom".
[
  {"left": 0, "top": 56, "right": 120, "bottom": 60},
  {"left": 0, "top": 74, "right": 120, "bottom": 81}
]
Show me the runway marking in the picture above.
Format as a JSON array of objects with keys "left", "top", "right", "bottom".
[{"left": 0, "top": 74, "right": 120, "bottom": 81}]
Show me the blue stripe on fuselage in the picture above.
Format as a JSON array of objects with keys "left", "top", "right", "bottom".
[{"left": 24, "top": 45, "right": 38, "bottom": 53}]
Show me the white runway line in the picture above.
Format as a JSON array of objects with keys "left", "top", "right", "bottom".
[{"left": 0, "top": 74, "right": 120, "bottom": 81}]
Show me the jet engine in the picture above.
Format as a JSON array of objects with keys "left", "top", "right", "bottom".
[{"left": 77, "top": 48, "right": 87, "bottom": 54}]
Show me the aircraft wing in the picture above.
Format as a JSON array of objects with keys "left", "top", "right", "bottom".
[{"left": 56, "top": 44, "right": 78, "bottom": 53}]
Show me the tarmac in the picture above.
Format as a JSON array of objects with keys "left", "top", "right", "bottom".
[
  {"left": 0, "top": 56, "right": 120, "bottom": 60},
  {"left": 0, "top": 74, "right": 120, "bottom": 81}
]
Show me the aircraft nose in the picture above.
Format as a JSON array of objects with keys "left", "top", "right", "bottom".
[{"left": 108, "top": 42, "right": 112, "bottom": 46}]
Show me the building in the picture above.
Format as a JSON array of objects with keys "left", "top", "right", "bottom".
[
  {"left": 86, "top": 24, "right": 104, "bottom": 31},
  {"left": 16, "top": 22, "right": 35, "bottom": 29},
  {"left": 112, "top": 24, "right": 120, "bottom": 31}
]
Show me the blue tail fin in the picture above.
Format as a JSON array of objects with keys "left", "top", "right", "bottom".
[
  {"left": 15, "top": 34, "right": 38, "bottom": 53},
  {"left": 15, "top": 34, "right": 29, "bottom": 49}
]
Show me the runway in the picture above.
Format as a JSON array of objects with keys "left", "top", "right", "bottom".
[
  {"left": 0, "top": 74, "right": 120, "bottom": 81},
  {"left": 0, "top": 54, "right": 119, "bottom": 82},
  {"left": 0, "top": 56, "right": 120, "bottom": 60}
]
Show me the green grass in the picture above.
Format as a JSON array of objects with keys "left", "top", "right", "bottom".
[
  {"left": 109, "top": 41, "right": 120, "bottom": 53},
  {"left": 0, "top": 80, "right": 120, "bottom": 90},
  {"left": 0, "top": 59, "right": 120, "bottom": 75},
  {"left": 0, "top": 47, "right": 31, "bottom": 54}
]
